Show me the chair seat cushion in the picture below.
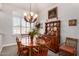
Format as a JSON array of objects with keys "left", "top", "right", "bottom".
[{"left": 59, "top": 45, "right": 75, "bottom": 54}]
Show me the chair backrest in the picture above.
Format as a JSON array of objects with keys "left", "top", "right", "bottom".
[
  {"left": 16, "top": 37, "right": 22, "bottom": 49},
  {"left": 16, "top": 37, "right": 19, "bottom": 42},
  {"left": 39, "top": 45, "right": 48, "bottom": 56},
  {"left": 65, "top": 37, "right": 78, "bottom": 49}
]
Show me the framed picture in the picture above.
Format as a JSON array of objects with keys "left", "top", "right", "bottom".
[
  {"left": 48, "top": 7, "right": 57, "bottom": 19},
  {"left": 69, "top": 19, "right": 77, "bottom": 26}
]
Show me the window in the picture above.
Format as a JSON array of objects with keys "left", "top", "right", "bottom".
[
  {"left": 13, "top": 17, "right": 21, "bottom": 34},
  {"left": 13, "top": 16, "right": 34, "bottom": 34}
]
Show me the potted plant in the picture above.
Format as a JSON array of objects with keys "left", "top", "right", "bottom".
[{"left": 29, "top": 23, "right": 41, "bottom": 44}]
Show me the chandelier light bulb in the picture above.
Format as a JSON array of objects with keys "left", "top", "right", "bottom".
[
  {"left": 33, "top": 15, "right": 37, "bottom": 19},
  {"left": 28, "top": 16, "right": 31, "bottom": 20},
  {"left": 35, "top": 14, "right": 38, "bottom": 18},
  {"left": 24, "top": 13, "right": 27, "bottom": 16},
  {"left": 30, "top": 12, "right": 34, "bottom": 16}
]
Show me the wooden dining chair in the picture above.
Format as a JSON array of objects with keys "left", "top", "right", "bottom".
[
  {"left": 39, "top": 44, "right": 48, "bottom": 56},
  {"left": 34, "top": 36, "right": 50, "bottom": 56},
  {"left": 32, "top": 45, "right": 49, "bottom": 56},
  {"left": 32, "top": 46, "right": 39, "bottom": 56},
  {"left": 59, "top": 37, "right": 78, "bottom": 56},
  {"left": 16, "top": 37, "right": 29, "bottom": 56}
]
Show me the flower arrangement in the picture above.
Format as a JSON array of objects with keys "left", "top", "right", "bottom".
[{"left": 29, "top": 23, "right": 41, "bottom": 39}]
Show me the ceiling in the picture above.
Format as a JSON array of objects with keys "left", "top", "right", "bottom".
[
  {"left": 2, "top": 3, "right": 55, "bottom": 13},
  {"left": 0, "top": 3, "right": 55, "bottom": 18}
]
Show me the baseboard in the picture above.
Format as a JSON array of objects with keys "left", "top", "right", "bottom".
[{"left": 2, "top": 43, "right": 17, "bottom": 47}]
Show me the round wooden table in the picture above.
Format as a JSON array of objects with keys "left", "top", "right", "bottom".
[
  {"left": 20, "top": 36, "right": 39, "bottom": 56},
  {"left": 18, "top": 36, "right": 47, "bottom": 56}
]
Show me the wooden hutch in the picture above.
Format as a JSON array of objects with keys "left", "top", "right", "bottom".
[{"left": 44, "top": 20, "right": 60, "bottom": 53}]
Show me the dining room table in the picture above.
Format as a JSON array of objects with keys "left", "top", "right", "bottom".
[{"left": 17, "top": 34, "right": 46, "bottom": 56}]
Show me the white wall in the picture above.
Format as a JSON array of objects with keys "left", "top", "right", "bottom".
[
  {"left": 0, "top": 12, "right": 17, "bottom": 47},
  {"left": 39, "top": 3, "right": 79, "bottom": 55},
  {"left": 0, "top": 4, "right": 25, "bottom": 47},
  {"left": 58, "top": 4, "right": 79, "bottom": 42}
]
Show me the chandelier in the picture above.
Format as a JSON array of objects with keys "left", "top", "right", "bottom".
[{"left": 24, "top": 4, "right": 38, "bottom": 23}]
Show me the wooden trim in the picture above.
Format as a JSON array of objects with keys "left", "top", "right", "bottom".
[{"left": 3, "top": 43, "right": 16, "bottom": 47}]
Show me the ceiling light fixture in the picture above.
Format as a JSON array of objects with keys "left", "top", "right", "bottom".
[{"left": 24, "top": 3, "right": 38, "bottom": 23}]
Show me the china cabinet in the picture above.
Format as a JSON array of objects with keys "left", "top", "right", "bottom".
[{"left": 45, "top": 20, "right": 60, "bottom": 53}]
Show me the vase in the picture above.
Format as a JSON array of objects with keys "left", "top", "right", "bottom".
[{"left": 30, "top": 36, "right": 33, "bottom": 45}]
